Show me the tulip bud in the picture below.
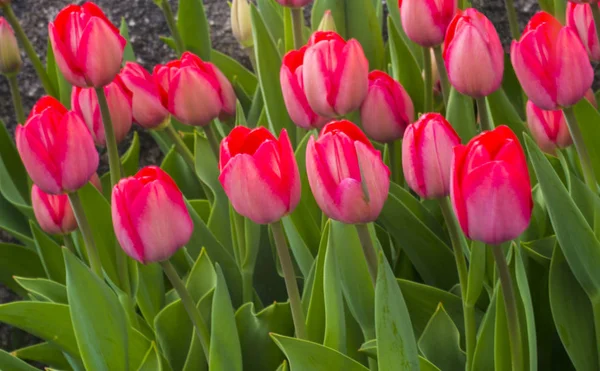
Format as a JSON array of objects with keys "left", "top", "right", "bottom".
[
  {"left": 0, "top": 18, "right": 21, "bottom": 75},
  {"left": 511, "top": 11, "right": 594, "bottom": 110},
  {"left": 48, "top": 2, "right": 126, "bottom": 88},
  {"left": 567, "top": 2, "right": 600, "bottom": 61},
  {"left": 16, "top": 96, "right": 99, "bottom": 195},
  {"left": 400, "top": 0, "right": 458, "bottom": 47},
  {"left": 317, "top": 10, "right": 337, "bottom": 32},
  {"left": 525, "top": 101, "right": 571, "bottom": 155},
  {"left": 306, "top": 120, "right": 390, "bottom": 224},
  {"left": 274, "top": 0, "right": 312, "bottom": 7},
  {"left": 444, "top": 8, "right": 504, "bottom": 98},
  {"left": 231, "top": 0, "right": 253, "bottom": 48},
  {"left": 219, "top": 127, "right": 300, "bottom": 224},
  {"left": 112, "top": 166, "right": 193, "bottom": 264},
  {"left": 32, "top": 186, "right": 76, "bottom": 235},
  {"left": 360, "top": 71, "right": 414, "bottom": 143},
  {"left": 402, "top": 113, "right": 461, "bottom": 199},
  {"left": 451, "top": 126, "right": 532, "bottom": 245},
  {"left": 72, "top": 75, "right": 133, "bottom": 147},
  {"left": 155, "top": 52, "right": 236, "bottom": 126},
  {"left": 303, "top": 31, "right": 369, "bottom": 118}
]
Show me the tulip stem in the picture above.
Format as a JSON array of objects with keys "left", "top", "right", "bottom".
[
  {"left": 591, "top": 6, "right": 600, "bottom": 71},
  {"left": 423, "top": 48, "right": 433, "bottom": 113},
  {"left": 95, "top": 87, "right": 122, "bottom": 186},
  {"left": 159, "top": 0, "right": 185, "bottom": 55},
  {"left": 203, "top": 124, "right": 221, "bottom": 161},
  {"left": 160, "top": 259, "right": 211, "bottom": 359},
  {"left": 439, "top": 197, "right": 475, "bottom": 371},
  {"left": 432, "top": 46, "right": 450, "bottom": 108},
  {"left": 1, "top": 5, "right": 57, "bottom": 97},
  {"left": 291, "top": 8, "right": 305, "bottom": 50},
  {"left": 504, "top": 0, "right": 521, "bottom": 40},
  {"left": 563, "top": 106, "right": 597, "bottom": 191},
  {"left": 165, "top": 124, "right": 196, "bottom": 169},
  {"left": 388, "top": 141, "right": 402, "bottom": 185},
  {"left": 492, "top": 244, "right": 523, "bottom": 371},
  {"left": 7, "top": 74, "right": 24, "bottom": 124},
  {"left": 476, "top": 97, "right": 493, "bottom": 132},
  {"left": 63, "top": 234, "right": 77, "bottom": 256},
  {"left": 355, "top": 223, "right": 378, "bottom": 285},
  {"left": 68, "top": 192, "right": 103, "bottom": 278},
  {"left": 271, "top": 220, "right": 307, "bottom": 340}
]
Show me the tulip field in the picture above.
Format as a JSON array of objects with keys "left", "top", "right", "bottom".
[{"left": 1, "top": 0, "right": 600, "bottom": 369}]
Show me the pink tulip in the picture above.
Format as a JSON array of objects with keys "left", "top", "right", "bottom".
[
  {"left": 567, "top": 2, "right": 600, "bottom": 61},
  {"left": 112, "top": 166, "right": 193, "bottom": 264},
  {"left": 451, "top": 126, "right": 532, "bottom": 245},
  {"left": 511, "top": 11, "right": 594, "bottom": 110},
  {"left": 302, "top": 31, "right": 369, "bottom": 117},
  {"left": 32, "top": 186, "right": 76, "bottom": 235},
  {"left": 280, "top": 46, "right": 328, "bottom": 130},
  {"left": 48, "top": 2, "right": 126, "bottom": 88},
  {"left": 71, "top": 75, "right": 133, "bottom": 147},
  {"left": 16, "top": 96, "right": 99, "bottom": 195},
  {"left": 274, "top": 0, "right": 312, "bottom": 7},
  {"left": 444, "top": 8, "right": 504, "bottom": 98},
  {"left": 526, "top": 101, "right": 572, "bottom": 155},
  {"left": 0, "top": 18, "right": 21, "bottom": 75},
  {"left": 402, "top": 113, "right": 461, "bottom": 199},
  {"left": 306, "top": 120, "right": 390, "bottom": 224},
  {"left": 400, "top": 0, "right": 458, "bottom": 47},
  {"left": 360, "top": 70, "right": 414, "bottom": 142},
  {"left": 219, "top": 127, "right": 300, "bottom": 224},
  {"left": 154, "top": 52, "right": 236, "bottom": 127}
]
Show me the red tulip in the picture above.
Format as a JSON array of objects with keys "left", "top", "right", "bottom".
[
  {"left": 280, "top": 46, "right": 328, "bottom": 129},
  {"left": 525, "top": 101, "right": 572, "bottom": 155},
  {"left": 0, "top": 17, "right": 21, "bottom": 75},
  {"left": 219, "top": 127, "right": 300, "bottom": 224},
  {"left": 16, "top": 96, "right": 99, "bottom": 195},
  {"left": 302, "top": 31, "right": 369, "bottom": 117},
  {"left": 112, "top": 166, "right": 193, "bottom": 264},
  {"left": 402, "top": 113, "right": 461, "bottom": 199},
  {"left": 400, "top": 0, "right": 458, "bottom": 47},
  {"left": 274, "top": 0, "right": 312, "bottom": 7},
  {"left": 71, "top": 75, "right": 133, "bottom": 147},
  {"left": 48, "top": 2, "right": 126, "bottom": 88},
  {"left": 306, "top": 120, "right": 390, "bottom": 224},
  {"left": 360, "top": 70, "right": 414, "bottom": 142},
  {"left": 511, "top": 11, "right": 594, "bottom": 110},
  {"left": 567, "top": 2, "right": 600, "bottom": 61},
  {"left": 444, "top": 8, "right": 504, "bottom": 98},
  {"left": 154, "top": 52, "right": 236, "bottom": 127},
  {"left": 451, "top": 126, "right": 532, "bottom": 245}
]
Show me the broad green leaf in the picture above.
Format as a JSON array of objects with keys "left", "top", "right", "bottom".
[
  {"left": 500, "top": 54, "right": 525, "bottom": 118},
  {"left": 0, "top": 150, "right": 34, "bottom": 218},
  {"left": 30, "top": 222, "right": 66, "bottom": 284},
  {"left": 514, "top": 243, "right": 537, "bottom": 371},
  {"left": 282, "top": 216, "right": 315, "bottom": 278},
  {"left": 211, "top": 50, "right": 258, "bottom": 96},
  {"left": 446, "top": 88, "right": 477, "bottom": 142},
  {"left": 575, "top": 98, "right": 600, "bottom": 184},
  {"left": 257, "top": 0, "right": 285, "bottom": 45},
  {"left": 46, "top": 40, "right": 60, "bottom": 98},
  {"left": 346, "top": 0, "right": 385, "bottom": 70},
  {"left": 12, "top": 342, "right": 70, "bottom": 370},
  {"left": 14, "top": 277, "right": 67, "bottom": 304},
  {"left": 0, "top": 349, "right": 40, "bottom": 371},
  {"left": 230, "top": 208, "right": 261, "bottom": 299},
  {"left": 305, "top": 222, "right": 331, "bottom": 343},
  {"left": 418, "top": 304, "right": 466, "bottom": 371},
  {"left": 177, "top": 0, "right": 211, "bottom": 59},
  {"left": 521, "top": 236, "right": 554, "bottom": 266},
  {"left": 119, "top": 18, "right": 136, "bottom": 62},
  {"left": 466, "top": 241, "right": 486, "bottom": 307},
  {"left": 0, "top": 243, "right": 45, "bottom": 296},
  {"left": 311, "top": 0, "right": 346, "bottom": 36},
  {"left": 136, "top": 262, "right": 165, "bottom": 327},
  {"left": 495, "top": 284, "right": 512, "bottom": 371},
  {"left": 472, "top": 287, "right": 498, "bottom": 371},
  {"left": 161, "top": 147, "right": 204, "bottom": 200},
  {"left": 0, "top": 189, "right": 33, "bottom": 246},
  {"left": 186, "top": 248, "right": 218, "bottom": 302},
  {"left": 323, "top": 222, "right": 346, "bottom": 352},
  {"left": 486, "top": 89, "right": 528, "bottom": 144},
  {"left": 138, "top": 343, "right": 162, "bottom": 371},
  {"left": 359, "top": 340, "right": 441, "bottom": 370},
  {"left": 100, "top": 132, "right": 141, "bottom": 198}
]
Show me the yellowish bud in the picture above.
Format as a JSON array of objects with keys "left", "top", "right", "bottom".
[
  {"left": 0, "top": 17, "right": 21, "bottom": 75},
  {"left": 231, "top": 0, "right": 253, "bottom": 48},
  {"left": 317, "top": 10, "right": 336, "bottom": 32}
]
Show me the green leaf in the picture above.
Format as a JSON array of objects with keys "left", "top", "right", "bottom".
[
  {"left": 161, "top": 147, "right": 204, "bottom": 200},
  {"left": 46, "top": 40, "right": 60, "bottom": 99},
  {"left": 0, "top": 189, "right": 33, "bottom": 246},
  {"left": 472, "top": 287, "right": 498, "bottom": 371},
  {"left": 385, "top": 0, "right": 422, "bottom": 66},
  {"left": 305, "top": 222, "right": 330, "bottom": 343},
  {"left": 119, "top": 18, "right": 136, "bottom": 62},
  {"left": 311, "top": 0, "right": 346, "bottom": 36},
  {"left": 418, "top": 304, "right": 465, "bottom": 371},
  {"left": 211, "top": 50, "right": 258, "bottom": 96},
  {"left": 282, "top": 216, "right": 316, "bottom": 278},
  {"left": 257, "top": 0, "right": 285, "bottom": 45},
  {"left": 0, "top": 243, "right": 45, "bottom": 296},
  {"left": 575, "top": 98, "right": 600, "bottom": 184},
  {"left": 466, "top": 241, "right": 486, "bottom": 307},
  {"left": 495, "top": 283, "right": 512, "bottom": 371},
  {"left": 177, "top": 0, "right": 211, "bottom": 60},
  {"left": 500, "top": 54, "right": 525, "bottom": 118},
  {"left": 446, "top": 88, "right": 477, "bottom": 142},
  {"left": 376, "top": 252, "right": 420, "bottom": 370},
  {"left": 0, "top": 349, "right": 40, "bottom": 371},
  {"left": 12, "top": 342, "right": 70, "bottom": 370},
  {"left": 346, "top": 0, "right": 385, "bottom": 70},
  {"left": 271, "top": 334, "right": 369, "bottom": 371},
  {"left": 137, "top": 343, "right": 163, "bottom": 371},
  {"left": 486, "top": 89, "right": 528, "bottom": 144},
  {"left": 359, "top": 340, "right": 442, "bottom": 370},
  {"left": 323, "top": 222, "right": 346, "bottom": 352},
  {"left": 136, "top": 262, "right": 165, "bottom": 327},
  {"left": 30, "top": 222, "right": 66, "bottom": 284},
  {"left": 14, "top": 277, "right": 67, "bottom": 304},
  {"left": 514, "top": 243, "right": 537, "bottom": 371}
]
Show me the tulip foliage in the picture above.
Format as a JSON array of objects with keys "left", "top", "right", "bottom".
[{"left": 2, "top": 0, "right": 600, "bottom": 370}]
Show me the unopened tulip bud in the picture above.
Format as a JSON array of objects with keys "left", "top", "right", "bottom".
[
  {"left": 360, "top": 71, "right": 414, "bottom": 143},
  {"left": 317, "top": 10, "right": 337, "bottom": 32},
  {"left": 274, "top": 0, "right": 312, "bottom": 7},
  {"left": 112, "top": 166, "right": 193, "bottom": 264},
  {"left": 400, "top": 0, "right": 458, "bottom": 47},
  {"left": 567, "top": 2, "right": 600, "bottom": 61},
  {"left": 219, "top": 127, "right": 300, "bottom": 224},
  {"left": 0, "top": 18, "right": 21, "bottom": 75},
  {"left": 231, "top": 0, "right": 253, "bottom": 48},
  {"left": 526, "top": 101, "right": 571, "bottom": 155}
]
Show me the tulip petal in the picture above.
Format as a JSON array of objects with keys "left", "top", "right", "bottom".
[
  {"left": 333, "top": 40, "right": 369, "bottom": 115},
  {"left": 306, "top": 137, "right": 339, "bottom": 218},
  {"left": 106, "top": 82, "right": 133, "bottom": 144},
  {"left": 278, "top": 129, "right": 301, "bottom": 211},
  {"left": 209, "top": 63, "right": 237, "bottom": 117},
  {"left": 48, "top": 23, "right": 87, "bottom": 87},
  {"left": 303, "top": 45, "right": 337, "bottom": 117},
  {"left": 555, "top": 28, "right": 595, "bottom": 107},
  {"left": 16, "top": 124, "right": 62, "bottom": 195},
  {"left": 112, "top": 179, "right": 146, "bottom": 262},
  {"left": 168, "top": 67, "right": 222, "bottom": 126},
  {"left": 450, "top": 144, "right": 469, "bottom": 236},
  {"left": 280, "top": 65, "right": 316, "bottom": 129}
]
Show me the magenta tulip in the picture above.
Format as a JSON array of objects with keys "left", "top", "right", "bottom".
[
  {"left": 274, "top": 0, "right": 312, "bottom": 7},
  {"left": 567, "top": 2, "right": 600, "bottom": 61},
  {"left": 32, "top": 186, "right": 76, "bottom": 235},
  {"left": 525, "top": 101, "right": 572, "bottom": 155},
  {"left": 399, "top": 0, "right": 458, "bottom": 47}
]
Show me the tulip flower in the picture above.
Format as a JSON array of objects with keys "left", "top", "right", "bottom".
[
  {"left": 219, "top": 127, "right": 300, "bottom": 224},
  {"left": 525, "top": 101, "right": 572, "bottom": 155},
  {"left": 402, "top": 113, "right": 461, "bottom": 199},
  {"left": 0, "top": 17, "right": 21, "bottom": 75},
  {"left": 48, "top": 2, "right": 126, "bottom": 88},
  {"left": 31, "top": 186, "right": 76, "bottom": 235},
  {"left": 280, "top": 46, "right": 328, "bottom": 130},
  {"left": 274, "top": 0, "right": 312, "bottom": 7},
  {"left": 72, "top": 75, "right": 133, "bottom": 147},
  {"left": 451, "top": 126, "right": 532, "bottom": 245},
  {"left": 112, "top": 166, "right": 193, "bottom": 264},
  {"left": 302, "top": 31, "right": 369, "bottom": 118},
  {"left": 15, "top": 96, "right": 99, "bottom": 195},
  {"left": 154, "top": 52, "right": 236, "bottom": 126},
  {"left": 400, "top": 0, "right": 457, "bottom": 47},
  {"left": 231, "top": 0, "right": 253, "bottom": 48},
  {"left": 567, "top": 2, "right": 600, "bottom": 61},
  {"left": 511, "top": 12, "right": 594, "bottom": 110},
  {"left": 360, "top": 70, "right": 414, "bottom": 143},
  {"left": 306, "top": 120, "right": 390, "bottom": 224},
  {"left": 444, "top": 8, "right": 504, "bottom": 98}
]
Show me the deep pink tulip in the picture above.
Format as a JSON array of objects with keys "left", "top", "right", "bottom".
[
  {"left": 444, "top": 8, "right": 504, "bottom": 98},
  {"left": 402, "top": 113, "right": 461, "bottom": 199},
  {"left": 567, "top": 2, "right": 600, "bottom": 61},
  {"left": 0, "top": 18, "right": 21, "bottom": 75},
  {"left": 16, "top": 96, "right": 99, "bottom": 195},
  {"left": 112, "top": 166, "right": 193, "bottom": 264},
  {"left": 71, "top": 75, "right": 133, "bottom": 147},
  {"left": 511, "top": 12, "right": 594, "bottom": 110},
  {"left": 274, "top": 0, "right": 312, "bottom": 7},
  {"left": 219, "top": 127, "right": 300, "bottom": 224},
  {"left": 32, "top": 186, "right": 76, "bottom": 235},
  {"left": 399, "top": 0, "right": 457, "bottom": 47},
  {"left": 306, "top": 120, "right": 390, "bottom": 224},
  {"left": 48, "top": 2, "right": 126, "bottom": 88},
  {"left": 280, "top": 46, "right": 328, "bottom": 130},
  {"left": 526, "top": 101, "right": 572, "bottom": 155},
  {"left": 302, "top": 31, "right": 369, "bottom": 118},
  {"left": 154, "top": 52, "right": 236, "bottom": 127},
  {"left": 451, "top": 126, "right": 532, "bottom": 245},
  {"left": 360, "top": 70, "right": 414, "bottom": 143}
]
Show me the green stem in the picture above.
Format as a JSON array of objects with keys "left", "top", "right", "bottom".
[
  {"left": 432, "top": 46, "right": 450, "bottom": 108},
  {"left": 160, "top": 260, "right": 210, "bottom": 359},
  {"left": 164, "top": 124, "right": 196, "bottom": 169},
  {"left": 388, "top": 141, "right": 400, "bottom": 185},
  {"left": 8, "top": 74, "right": 24, "bottom": 123},
  {"left": 504, "top": 0, "right": 521, "bottom": 40},
  {"left": 242, "top": 270, "right": 254, "bottom": 304},
  {"left": 95, "top": 87, "right": 122, "bottom": 186},
  {"left": 271, "top": 220, "right": 307, "bottom": 339},
  {"left": 160, "top": 0, "right": 185, "bottom": 55},
  {"left": 423, "top": 48, "right": 433, "bottom": 113},
  {"left": 244, "top": 46, "right": 257, "bottom": 72},
  {"left": 63, "top": 234, "right": 76, "bottom": 255},
  {"left": 355, "top": 224, "right": 378, "bottom": 285},
  {"left": 68, "top": 192, "right": 102, "bottom": 277},
  {"left": 291, "top": 8, "right": 305, "bottom": 50},
  {"left": 476, "top": 97, "right": 493, "bottom": 132},
  {"left": 2, "top": 5, "right": 56, "bottom": 97},
  {"left": 492, "top": 245, "right": 523, "bottom": 371},
  {"left": 203, "top": 124, "right": 221, "bottom": 161},
  {"left": 554, "top": 0, "right": 567, "bottom": 24},
  {"left": 563, "top": 106, "right": 596, "bottom": 191},
  {"left": 439, "top": 197, "right": 475, "bottom": 371}
]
